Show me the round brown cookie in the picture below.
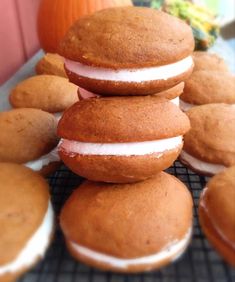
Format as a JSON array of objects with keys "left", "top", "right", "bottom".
[
  {"left": 0, "top": 108, "right": 59, "bottom": 175},
  {"left": 180, "top": 104, "right": 235, "bottom": 176},
  {"left": 193, "top": 51, "right": 229, "bottom": 72},
  {"left": 60, "top": 7, "right": 194, "bottom": 68},
  {"left": 199, "top": 166, "right": 235, "bottom": 266},
  {"left": 60, "top": 173, "right": 193, "bottom": 272},
  {"left": 58, "top": 96, "right": 190, "bottom": 183},
  {"left": 180, "top": 71, "right": 235, "bottom": 106},
  {"left": 58, "top": 97, "right": 189, "bottom": 142},
  {"left": 10, "top": 75, "right": 78, "bottom": 114},
  {"left": 59, "top": 7, "right": 194, "bottom": 95},
  {"left": 35, "top": 53, "right": 67, "bottom": 78},
  {"left": 0, "top": 163, "right": 54, "bottom": 281}
]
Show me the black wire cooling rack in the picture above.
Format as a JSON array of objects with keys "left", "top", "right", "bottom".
[
  {"left": 17, "top": 1, "right": 235, "bottom": 281},
  {"left": 18, "top": 161, "right": 235, "bottom": 282}
]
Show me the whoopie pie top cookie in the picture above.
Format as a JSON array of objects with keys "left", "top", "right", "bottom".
[
  {"left": 0, "top": 108, "right": 59, "bottom": 174},
  {"left": 35, "top": 53, "right": 67, "bottom": 78},
  {"left": 180, "top": 104, "right": 235, "bottom": 176},
  {"left": 60, "top": 7, "right": 194, "bottom": 68},
  {"left": 193, "top": 51, "right": 229, "bottom": 72},
  {"left": 60, "top": 172, "right": 193, "bottom": 272},
  {"left": 59, "top": 7, "right": 194, "bottom": 95},
  {"left": 199, "top": 166, "right": 235, "bottom": 265},
  {"left": 58, "top": 96, "right": 190, "bottom": 143},
  {"left": 180, "top": 71, "right": 235, "bottom": 111},
  {"left": 0, "top": 163, "right": 54, "bottom": 281},
  {"left": 10, "top": 75, "right": 78, "bottom": 119}
]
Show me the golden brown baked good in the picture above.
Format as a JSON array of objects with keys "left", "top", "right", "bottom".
[
  {"left": 59, "top": 7, "right": 194, "bottom": 95},
  {"left": 0, "top": 163, "right": 54, "bottom": 281},
  {"left": 58, "top": 97, "right": 190, "bottom": 182},
  {"left": 35, "top": 53, "right": 67, "bottom": 78},
  {"left": 180, "top": 104, "right": 235, "bottom": 176},
  {"left": 10, "top": 75, "right": 78, "bottom": 113},
  {"left": 0, "top": 108, "right": 60, "bottom": 175},
  {"left": 199, "top": 166, "right": 235, "bottom": 266},
  {"left": 60, "top": 172, "right": 193, "bottom": 272},
  {"left": 60, "top": 7, "right": 194, "bottom": 68},
  {"left": 180, "top": 71, "right": 235, "bottom": 108},
  {"left": 193, "top": 51, "right": 229, "bottom": 72}
]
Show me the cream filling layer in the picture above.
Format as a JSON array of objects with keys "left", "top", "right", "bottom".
[
  {"left": 59, "top": 136, "right": 182, "bottom": 156},
  {"left": 179, "top": 99, "right": 194, "bottom": 111},
  {"left": 78, "top": 88, "right": 99, "bottom": 99},
  {"left": 181, "top": 150, "right": 226, "bottom": 174},
  {"left": 171, "top": 97, "right": 179, "bottom": 106},
  {"left": 54, "top": 112, "right": 63, "bottom": 121},
  {"left": 78, "top": 87, "right": 179, "bottom": 106},
  {"left": 0, "top": 202, "right": 54, "bottom": 275},
  {"left": 65, "top": 56, "right": 193, "bottom": 83},
  {"left": 200, "top": 189, "right": 235, "bottom": 249},
  {"left": 69, "top": 228, "right": 192, "bottom": 269},
  {"left": 24, "top": 147, "right": 60, "bottom": 171}
]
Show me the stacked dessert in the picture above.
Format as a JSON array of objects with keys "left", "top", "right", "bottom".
[{"left": 57, "top": 7, "right": 195, "bottom": 272}]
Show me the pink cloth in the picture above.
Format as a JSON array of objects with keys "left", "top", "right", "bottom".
[{"left": 0, "top": 0, "right": 40, "bottom": 85}]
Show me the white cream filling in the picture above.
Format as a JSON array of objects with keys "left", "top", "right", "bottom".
[
  {"left": 181, "top": 150, "right": 226, "bottom": 174},
  {"left": 69, "top": 228, "right": 192, "bottom": 269},
  {"left": 179, "top": 99, "right": 194, "bottom": 111},
  {"left": 24, "top": 147, "right": 60, "bottom": 171},
  {"left": 171, "top": 97, "right": 179, "bottom": 106},
  {"left": 0, "top": 202, "right": 54, "bottom": 275},
  {"left": 65, "top": 56, "right": 193, "bottom": 83},
  {"left": 200, "top": 190, "right": 235, "bottom": 249},
  {"left": 54, "top": 112, "right": 63, "bottom": 121},
  {"left": 59, "top": 136, "right": 182, "bottom": 156}
]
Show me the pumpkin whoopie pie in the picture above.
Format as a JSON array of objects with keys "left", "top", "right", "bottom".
[
  {"left": 192, "top": 51, "right": 229, "bottom": 72},
  {"left": 78, "top": 82, "right": 184, "bottom": 106},
  {"left": 199, "top": 166, "right": 235, "bottom": 266},
  {"left": 58, "top": 96, "right": 190, "bottom": 183},
  {"left": 59, "top": 7, "right": 194, "bottom": 96},
  {"left": 0, "top": 163, "right": 54, "bottom": 282},
  {"left": 180, "top": 104, "right": 235, "bottom": 176},
  {"left": 35, "top": 53, "right": 67, "bottom": 78},
  {"left": 9, "top": 75, "right": 78, "bottom": 120},
  {"left": 60, "top": 172, "right": 193, "bottom": 273},
  {"left": 180, "top": 71, "right": 235, "bottom": 111},
  {"left": 0, "top": 108, "right": 60, "bottom": 176}
]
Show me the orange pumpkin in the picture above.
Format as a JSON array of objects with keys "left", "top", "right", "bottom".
[{"left": 37, "top": 0, "right": 133, "bottom": 53}]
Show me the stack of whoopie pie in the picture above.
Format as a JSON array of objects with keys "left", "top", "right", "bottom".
[{"left": 56, "top": 6, "right": 195, "bottom": 272}]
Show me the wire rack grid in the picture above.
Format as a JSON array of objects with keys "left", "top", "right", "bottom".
[{"left": 17, "top": 1, "right": 235, "bottom": 281}]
